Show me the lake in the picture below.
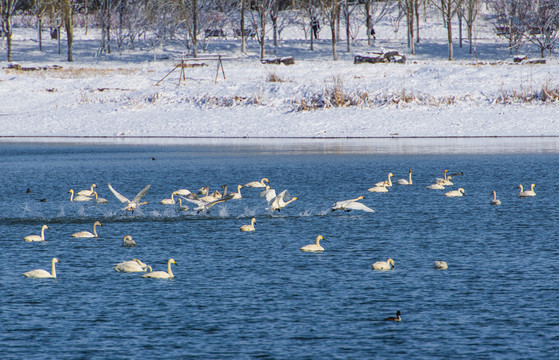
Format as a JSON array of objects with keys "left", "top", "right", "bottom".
[{"left": 1, "top": 138, "right": 558, "bottom": 359}]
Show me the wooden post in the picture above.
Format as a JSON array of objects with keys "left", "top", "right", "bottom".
[{"left": 215, "top": 55, "right": 226, "bottom": 83}]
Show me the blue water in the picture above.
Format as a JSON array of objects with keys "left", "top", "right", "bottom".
[{"left": 1, "top": 141, "right": 558, "bottom": 359}]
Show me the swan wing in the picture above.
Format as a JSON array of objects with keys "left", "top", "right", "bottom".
[
  {"left": 108, "top": 183, "right": 130, "bottom": 204},
  {"left": 132, "top": 184, "right": 151, "bottom": 203},
  {"left": 345, "top": 202, "right": 375, "bottom": 212}
]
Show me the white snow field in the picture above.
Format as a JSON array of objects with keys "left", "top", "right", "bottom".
[{"left": 1, "top": 7, "right": 558, "bottom": 142}]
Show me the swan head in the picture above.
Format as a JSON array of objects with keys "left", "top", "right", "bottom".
[
  {"left": 53, "top": 258, "right": 60, "bottom": 264},
  {"left": 316, "top": 235, "right": 324, "bottom": 242},
  {"left": 169, "top": 258, "right": 177, "bottom": 266},
  {"left": 459, "top": 188, "right": 465, "bottom": 194},
  {"left": 388, "top": 173, "right": 394, "bottom": 177},
  {"left": 263, "top": 178, "right": 270, "bottom": 183},
  {"left": 42, "top": 225, "right": 49, "bottom": 230},
  {"left": 94, "top": 221, "right": 102, "bottom": 227},
  {"left": 91, "top": 184, "right": 97, "bottom": 189},
  {"left": 357, "top": 196, "right": 364, "bottom": 200},
  {"left": 409, "top": 169, "right": 412, "bottom": 173},
  {"left": 68, "top": 189, "right": 74, "bottom": 194},
  {"left": 292, "top": 197, "right": 298, "bottom": 201},
  {"left": 387, "top": 258, "right": 395, "bottom": 267}
]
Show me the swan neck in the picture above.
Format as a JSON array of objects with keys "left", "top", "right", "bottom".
[
  {"left": 409, "top": 172, "right": 412, "bottom": 184},
  {"left": 167, "top": 261, "right": 174, "bottom": 277},
  {"left": 51, "top": 259, "right": 57, "bottom": 278},
  {"left": 41, "top": 226, "right": 46, "bottom": 239}
]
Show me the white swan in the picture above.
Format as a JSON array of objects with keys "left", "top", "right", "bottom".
[
  {"left": 368, "top": 181, "right": 389, "bottom": 193},
  {"left": 113, "top": 259, "right": 149, "bottom": 272},
  {"left": 300, "top": 235, "right": 324, "bottom": 252},
  {"left": 396, "top": 169, "right": 413, "bottom": 185},
  {"left": 269, "top": 190, "right": 298, "bottom": 212},
  {"left": 260, "top": 186, "right": 277, "bottom": 202},
  {"left": 174, "top": 189, "right": 192, "bottom": 196},
  {"left": 372, "top": 258, "right": 395, "bottom": 270},
  {"left": 444, "top": 188, "right": 465, "bottom": 197},
  {"left": 23, "top": 258, "right": 60, "bottom": 278},
  {"left": 228, "top": 185, "right": 243, "bottom": 200},
  {"left": 375, "top": 172, "right": 394, "bottom": 187},
  {"left": 72, "top": 221, "right": 102, "bottom": 238},
  {"left": 244, "top": 177, "right": 269, "bottom": 188},
  {"left": 240, "top": 217, "right": 256, "bottom": 232},
  {"left": 92, "top": 191, "right": 109, "bottom": 204},
  {"left": 122, "top": 235, "right": 137, "bottom": 247},
  {"left": 24, "top": 224, "right": 49, "bottom": 242},
  {"left": 177, "top": 198, "right": 189, "bottom": 211},
  {"left": 490, "top": 191, "right": 501, "bottom": 205},
  {"left": 426, "top": 181, "right": 445, "bottom": 190},
  {"left": 441, "top": 176, "right": 453, "bottom": 186},
  {"left": 161, "top": 191, "right": 178, "bottom": 205},
  {"left": 69, "top": 189, "right": 93, "bottom": 202},
  {"left": 77, "top": 184, "right": 97, "bottom": 197},
  {"left": 198, "top": 185, "right": 209, "bottom": 195},
  {"left": 200, "top": 190, "right": 221, "bottom": 202},
  {"left": 180, "top": 193, "right": 235, "bottom": 213},
  {"left": 108, "top": 183, "right": 150, "bottom": 212},
  {"left": 434, "top": 261, "right": 448, "bottom": 269},
  {"left": 518, "top": 184, "right": 536, "bottom": 197},
  {"left": 331, "top": 196, "right": 375, "bottom": 213},
  {"left": 142, "top": 258, "right": 177, "bottom": 279}
]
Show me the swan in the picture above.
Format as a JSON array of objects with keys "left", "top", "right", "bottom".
[
  {"left": 24, "top": 224, "right": 49, "bottom": 242},
  {"left": 331, "top": 196, "right": 375, "bottom": 213},
  {"left": 240, "top": 217, "right": 256, "bottom": 232},
  {"left": 426, "top": 181, "right": 445, "bottom": 190},
  {"left": 436, "top": 170, "right": 449, "bottom": 182},
  {"left": 269, "top": 190, "right": 298, "bottom": 211},
  {"left": 198, "top": 185, "right": 209, "bottom": 195},
  {"left": 92, "top": 191, "right": 109, "bottom": 204},
  {"left": 108, "top": 183, "right": 150, "bottom": 212},
  {"left": 22, "top": 258, "right": 60, "bottom": 278},
  {"left": 122, "top": 235, "right": 137, "bottom": 247},
  {"left": 244, "top": 177, "right": 269, "bottom": 188},
  {"left": 445, "top": 188, "right": 465, "bottom": 197},
  {"left": 72, "top": 221, "right": 102, "bottom": 238},
  {"left": 441, "top": 176, "right": 453, "bottom": 186},
  {"left": 142, "top": 258, "right": 177, "bottom": 279},
  {"left": 177, "top": 198, "right": 189, "bottom": 211},
  {"left": 69, "top": 189, "right": 93, "bottom": 202},
  {"left": 260, "top": 186, "right": 277, "bottom": 202},
  {"left": 384, "top": 311, "right": 401, "bottom": 321},
  {"left": 368, "top": 181, "right": 389, "bottom": 193},
  {"left": 228, "top": 185, "right": 243, "bottom": 200},
  {"left": 396, "top": 169, "right": 413, "bottom": 185},
  {"left": 200, "top": 190, "right": 221, "bottom": 202},
  {"left": 77, "top": 184, "right": 97, "bottom": 197},
  {"left": 375, "top": 173, "right": 394, "bottom": 187},
  {"left": 161, "top": 191, "right": 178, "bottom": 205},
  {"left": 517, "top": 184, "right": 536, "bottom": 197},
  {"left": 113, "top": 258, "right": 149, "bottom": 272},
  {"left": 434, "top": 261, "right": 448, "bottom": 269},
  {"left": 174, "top": 188, "right": 192, "bottom": 196},
  {"left": 372, "top": 258, "right": 394, "bottom": 270},
  {"left": 300, "top": 235, "right": 324, "bottom": 252},
  {"left": 490, "top": 191, "right": 501, "bottom": 205},
  {"left": 180, "top": 193, "right": 235, "bottom": 213}
]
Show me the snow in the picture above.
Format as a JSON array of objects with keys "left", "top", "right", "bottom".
[{"left": 1, "top": 8, "right": 559, "bottom": 144}]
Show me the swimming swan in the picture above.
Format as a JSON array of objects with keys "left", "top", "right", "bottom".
[
  {"left": 177, "top": 198, "right": 189, "bottom": 211},
  {"left": 228, "top": 185, "right": 244, "bottom": 200},
  {"left": 92, "top": 191, "right": 109, "bottom": 204},
  {"left": 174, "top": 188, "right": 193, "bottom": 196},
  {"left": 368, "top": 181, "right": 389, "bottom": 193},
  {"left": 434, "top": 261, "right": 448, "bottom": 269},
  {"left": 269, "top": 190, "right": 298, "bottom": 212},
  {"left": 372, "top": 258, "right": 395, "bottom": 270},
  {"left": 396, "top": 170, "right": 413, "bottom": 185},
  {"left": 490, "top": 191, "right": 501, "bottom": 205},
  {"left": 77, "top": 184, "right": 97, "bottom": 197},
  {"left": 72, "top": 221, "right": 102, "bottom": 238},
  {"left": 441, "top": 176, "right": 453, "bottom": 186},
  {"left": 517, "top": 184, "right": 536, "bottom": 197},
  {"left": 22, "top": 258, "right": 60, "bottom": 278},
  {"left": 445, "top": 188, "right": 465, "bottom": 197},
  {"left": 108, "top": 183, "right": 150, "bottom": 212},
  {"left": 240, "top": 217, "right": 256, "bottom": 232},
  {"left": 113, "top": 259, "right": 149, "bottom": 272},
  {"left": 161, "top": 191, "right": 178, "bottom": 205},
  {"left": 384, "top": 311, "right": 401, "bottom": 321},
  {"left": 24, "top": 224, "right": 49, "bottom": 242},
  {"left": 375, "top": 173, "right": 394, "bottom": 187},
  {"left": 122, "top": 235, "right": 137, "bottom": 247},
  {"left": 331, "top": 196, "right": 375, "bottom": 213},
  {"left": 142, "top": 258, "right": 177, "bottom": 279},
  {"left": 244, "top": 177, "right": 270, "bottom": 188},
  {"left": 426, "top": 181, "right": 445, "bottom": 190},
  {"left": 69, "top": 189, "right": 93, "bottom": 202},
  {"left": 300, "top": 235, "right": 324, "bottom": 252}
]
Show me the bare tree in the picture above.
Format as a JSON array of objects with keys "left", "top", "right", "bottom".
[
  {"left": 488, "top": 0, "right": 529, "bottom": 55},
  {"left": 60, "top": 0, "right": 73, "bottom": 61},
  {"left": 524, "top": 0, "right": 559, "bottom": 57},
  {"left": 400, "top": 0, "right": 415, "bottom": 54},
  {"left": 430, "top": 0, "right": 466, "bottom": 60},
  {"left": 341, "top": 0, "right": 358, "bottom": 52},
  {"left": 1, "top": 0, "right": 21, "bottom": 61},
  {"left": 249, "top": 0, "right": 274, "bottom": 59},
  {"left": 462, "top": 0, "right": 481, "bottom": 54},
  {"left": 319, "top": 0, "right": 340, "bottom": 60},
  {"left": 361, "top": 0, "right": 395, "bottom": 46}
]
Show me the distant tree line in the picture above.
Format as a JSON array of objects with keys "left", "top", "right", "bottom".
[{"left": 1, "top": 0, "right": 558, "bottom": 62}]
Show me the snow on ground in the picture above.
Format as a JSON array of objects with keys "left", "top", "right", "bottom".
[{"left": 1, "top": 8, "right": 558, "bottom": 140}]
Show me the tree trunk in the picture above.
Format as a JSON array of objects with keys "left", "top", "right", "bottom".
[
  {"left": 38, "top": 16, "right": 43, "bottom": 51},
  {"left": 63, "top": 0, "right": 73, "bottom": 62},
  {"left": 192, "top": 0, "right": 198, "bottom": 57},
  {"left": 345, "top": 11, "right": 350, "bottom": 52},
  {"left": 414, "top": 0, "right": 420, "bottom": 43},
  {"left": 447, "top": 18, "right": 453, "bottom": 60},
  {"left": 365, "top": 2, "right": 371, "bottom": 46},
  {"left": 260, "top": 10, "right": 266, "bottom": 59},
  {"left": 330, "top": 4, "right": 337, "bottom": 61},
  {"left": 241, "top": 0, "right": 246, "bottom": 53}
]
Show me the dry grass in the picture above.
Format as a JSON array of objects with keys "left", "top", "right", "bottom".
[
  {"left": 4, "top": 66, "right": 146, "bottom": 78},
  {"left": 266, "top": 72, "right": 285, "bottom": 83},
  {"left": 496, "top": 81, "right": 559, "bottom": 103}
]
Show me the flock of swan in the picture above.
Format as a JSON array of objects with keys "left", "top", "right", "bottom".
[{"left": 20, "top": 171, "right": 537, "bottom": 282}]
